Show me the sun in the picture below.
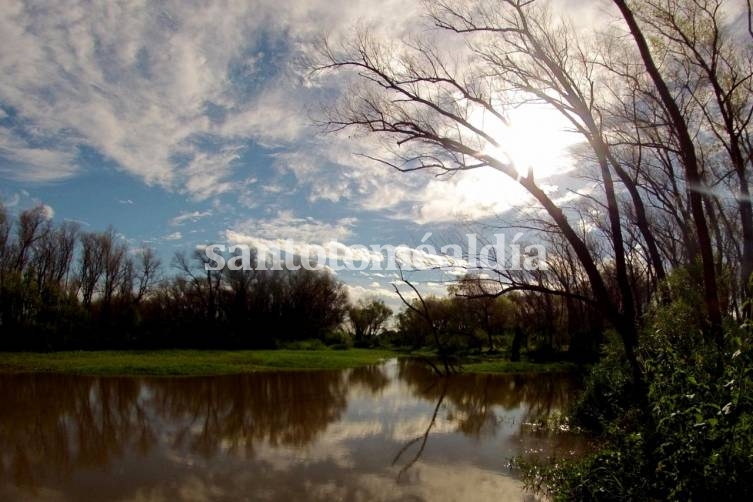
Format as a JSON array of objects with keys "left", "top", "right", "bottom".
[{"left": 477, "top": 103, "right": 582, "bottom": 179}]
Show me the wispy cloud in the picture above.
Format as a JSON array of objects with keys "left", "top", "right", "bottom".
[
  {"left": 231, "top": 210, "right": 357, "bottom": 243},
  {"left": 0, "top": 0, "right": 588, "bottom": 240},
  {"left": 0, "top": 0, "right": 423, "bottom": 200},
  {"left": 164, "top": 231, "right": 182, "bottom": 241},
  {"left": 170, "top": 210, "right": 212, "bottom": 226},
  {"left": 0, "top": 128, "right": 79, "bottom": 181}
]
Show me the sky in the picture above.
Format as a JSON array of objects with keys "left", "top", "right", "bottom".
[{"left": 0, "top": 0, "right": 617, "bottom": 308}]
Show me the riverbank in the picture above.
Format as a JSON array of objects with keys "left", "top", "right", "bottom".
[
  {"left": 0, "top": 349, "right": 580, "bottom": 376},
  {"left": 461, "top": 359, "right": 579, "bottom": 374},
  {"left": 0, "top": 349, "right": 399, "bottom": 376}
]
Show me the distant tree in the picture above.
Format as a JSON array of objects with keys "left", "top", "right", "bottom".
[
  {"left": 449, "top": 274, "right": 513, "bottom": 352},
  {"left": 13, "top": 205, "right": 49, "bottom": 271},
  {"left": 100, "top": 227, "right": 127, "bottom": 311},
  {"left": 348, "top": 298, "right": 392, "bottom": 345},
  {"left": 173, "top": 249, "right": 223, "bottom": 323},
  {"left": 78, "top": 231, "right": 106, "bottom": 308}
]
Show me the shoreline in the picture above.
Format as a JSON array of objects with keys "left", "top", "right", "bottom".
[{"left": 0, "top": 349, "right": 578, "bottom": 377}]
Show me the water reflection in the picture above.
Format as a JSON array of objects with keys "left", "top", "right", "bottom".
[{"left": 0, "top": 359, "right": 583, "bottom": 501}]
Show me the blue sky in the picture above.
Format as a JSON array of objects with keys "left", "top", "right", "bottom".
[{"left": 0, "top": 0, "right": 613, "bottom": 307}]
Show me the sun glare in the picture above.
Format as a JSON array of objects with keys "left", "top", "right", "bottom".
[{"left": 479, "top": 104, "right": 582, "bottom": 179}]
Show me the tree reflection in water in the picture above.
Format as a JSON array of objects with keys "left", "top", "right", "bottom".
[
  {"left": 391, "top": 360, "right": 579, "bottom": 480},
  {"left": 0, "top": 370, "right": 350, "bottom": 489},
  {"left": 0, "top": 360, "right": 582, "bottom": 500}
]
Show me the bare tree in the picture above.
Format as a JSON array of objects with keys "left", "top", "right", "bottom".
[
  {"left": 78, "top": 232, "right": 106, "bottom": 308},
  {"left": 613, "top": 0, "right": 723, "bottom": 339},
  {"left": 13, "top": 205, "right": 49, "bottom": 271},
  {"left": 0, "top": 204, "right": 11, "bottom": 281},
  {"left": 173, "top": 249, "right": 223, "bottom": 322},
  {"left": 135, "top": 247, "right": 161, "bottom": 304},
  {"left": 99, "top": 227, "right": 127, "bottom": 310},
  {"left": 31, "top": 221, "right": 79, "bottom": 293},
  {"left": 311, "top": 1, "right": 644, "bottom": 386},
  {"left": 311, "top": 0, "right": 750, "bottom": 388},
  {"left": 632, "top": 0, "right": 753, "bottom": 309}
]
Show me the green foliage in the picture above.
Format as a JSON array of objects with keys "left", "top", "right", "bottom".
[
  {"left": 460, "top": 357, "right": 577, "bottom": 374},
  {"left": 569, "top": 332, "right": 639, "bottom": 434},
  {"left": 521, "top": 433, "right": 649, "bottom": 502},
  {"left": 278, "top": 339, "right": 329, "bottom": 351},
  {"left": 321, "top": 329, "right": 353, "bottom": 349},
  {"left": 522, "top": 297, "right": 753, "bottom": 501},
  {"left": 347, "top": 298, "right": 392, "bottom": 347},
  {"left": 0, "top": 348, "right": 399, "bottom": 376},
  {"left": 394, "top": 291, "right": 513, "bottom": 353}
]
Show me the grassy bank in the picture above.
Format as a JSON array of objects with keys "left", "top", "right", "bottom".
[
  {"left": 0, "top": 349, "right": 579, "bottom": 376},
  {"left": 401, "top": 348, "right": 581, "bottom": 374},
  {"left": 461, "top": 359, "right": 578, "bottom": 374},
  {"left": 0, "top": 349, "right": 399, "bottom": 376}
]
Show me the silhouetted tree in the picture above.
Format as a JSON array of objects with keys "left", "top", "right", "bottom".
[{"left": 347, "top": 298, "right": 392, "bottom": 346}]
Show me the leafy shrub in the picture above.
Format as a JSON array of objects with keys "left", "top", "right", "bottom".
[
  {"left": 278, "top": 339, "right": 328, "bottom": 351},
  {"left": 322, "top": 329, "right": 353, "bottom": 349},
  {"left": 522, "top": 294, "right": 753, "bottom": 501},
  {"left": 568, "top": 332, "right": 639, "bottom": 435}
]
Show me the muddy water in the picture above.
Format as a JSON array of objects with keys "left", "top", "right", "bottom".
[{"left": 0, "top": 359, "right": 586, "bottom": 501}]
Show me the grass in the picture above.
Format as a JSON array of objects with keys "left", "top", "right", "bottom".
[
  {"left": 458, "top": 349, "right": 580, "bottom": 374},
  {"left": 461, "top": 359, "right": 579, "bottom": 374},
  {"left": 0, "top": 348, "right": 399, "bottom": 376},
  {"left": 0, "top": 348, "right": 579, "bottom": 376},
  {"left": 399, "top": 347, "right": 580, "bottom": 374}
]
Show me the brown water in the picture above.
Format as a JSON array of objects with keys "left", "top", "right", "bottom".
[{"left": 0, "top": 359, "right": 586, "bottom": 502}]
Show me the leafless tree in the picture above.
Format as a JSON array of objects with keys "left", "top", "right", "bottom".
[
  {"left": 311, "top": 0, "right": 750, "bottom": 389},
  {"left": 173, "top": 249, "right": 223, "bottom": 322},
  {"left": 13, "top": 205, "right": 49, "bottom": 272},
  {"left": 311, "top": 0, "right": 645, "bottom": 386},
  {"left": 78, "top": 231, "right": 106, "bottom": 308},
  {"left": 135, "top": 247, "right": 161, "bottom": 304},
  {"left": 31, "top": 220, "right": 79, "bottom": 293}
]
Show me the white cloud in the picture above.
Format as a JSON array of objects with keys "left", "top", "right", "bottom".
[
  {"left": 0, "top": 0, "right": 425, "bottom": 195},
  {"left": 170, "top": 210, "right": 212, "bottom": 226},
  {"left": 224, "top": 211, "right": 383, "bottom": 266},
  {"left": 40, "top": 204, "right": 54, "bottom": 219},
  {"left": 406, "top": 168, "right": 534, "bottom": 224},
  {"left": 181, "top": 147, "right": 244, "bottom": 200},
  {"left": 0, "top": 128, "right": 79, "bottom": 181},
  {"left": 0, "top": 0, "right": 514, "bottom": 224},
  {"left": 2, "top": 192, "right": 20, "bottom": 207},
  {"left": 394, "top": 245, "right": 468, "bottom": 270},
  {"left": 232, "top": 210, "right": 356, "bottom": 243},
  {"left": 0, "top": 0, "right": 594, "bottom": 232},
  {"left": 224, "top": 231, "right": 385, "bottom": 267},
  {"left": 344, "top": 283, "right": 398, "bottom": 304},
  {"left": 164, "top": 231, "right": 182, "bottom": 241}
]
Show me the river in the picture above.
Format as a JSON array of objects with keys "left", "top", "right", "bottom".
[{"left": 0, "top": 359, "right": 586, "bottom": 501}]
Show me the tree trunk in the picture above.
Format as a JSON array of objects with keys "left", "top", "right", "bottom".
[{"left": 613, "top": 0, "right": 722, "bottom": 341}]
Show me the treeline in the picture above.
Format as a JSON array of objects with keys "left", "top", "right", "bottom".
[
  {"left": 389, "top": 274, "right": 603, "bottom": 362},
  {"left": 315, "top": 0, "right": 753, "bottom": 377},
  {"left": 313, "top": 1, "right": 753, "bottom": 496},
  {"left": 0, "top": 203, "right": 610, "bottom": 356},
  {"left": 0, "top": 205, "right": 349, "bottom": 350}
]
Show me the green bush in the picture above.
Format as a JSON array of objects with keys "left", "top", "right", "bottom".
[
  {"left": 322, "top": 329, "right": 353, "bottom": 348},
  {"left": 568, "top": 332, "right": 640, "bottom": 435},
  {"left": 522, "top": 295, "right": 753, "bottom": 501},
  {"left": 278, "top": 339, "right": 329, "bottom": 351}
]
